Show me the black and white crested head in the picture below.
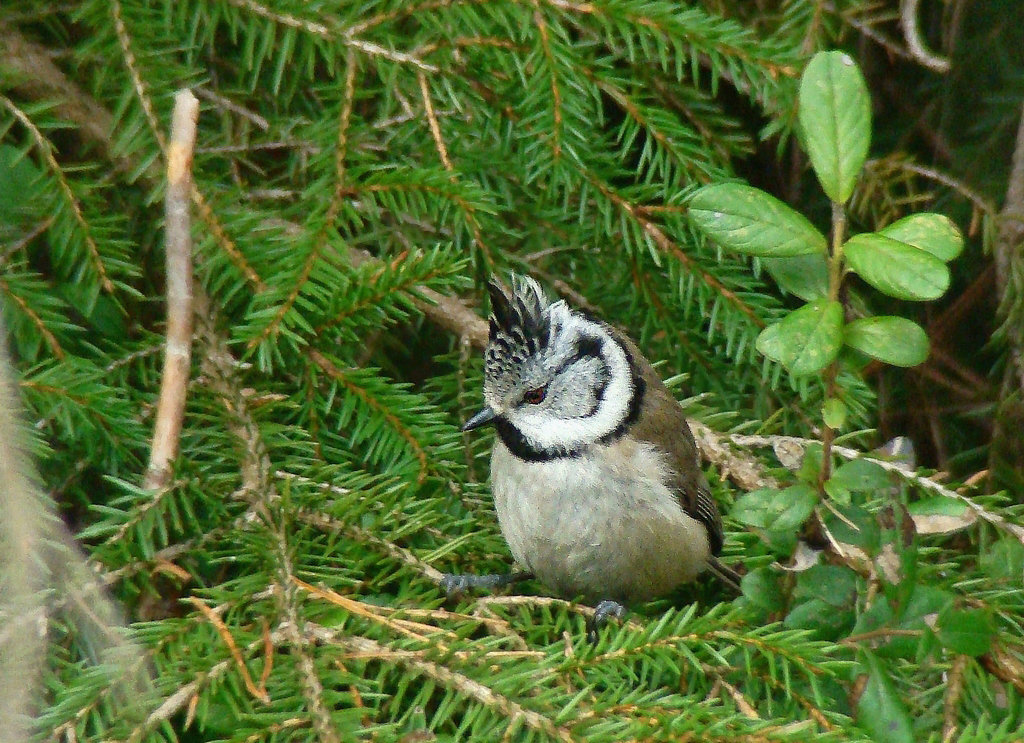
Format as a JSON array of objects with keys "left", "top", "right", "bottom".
[{"left": 482, "top": 274, "right": 644, "bottom": 461}]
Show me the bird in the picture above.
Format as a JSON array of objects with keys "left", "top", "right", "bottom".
[{"left": 443, "top": 274, "right": 740, "bottom": 639}]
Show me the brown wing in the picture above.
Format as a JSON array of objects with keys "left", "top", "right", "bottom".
[{"left": 609, "top": 327, "right": 725, "bottom": 556}]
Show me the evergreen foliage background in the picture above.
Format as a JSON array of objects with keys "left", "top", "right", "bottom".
[{"left": 1, "top": 0, "right": 1023, "bottom": 740}]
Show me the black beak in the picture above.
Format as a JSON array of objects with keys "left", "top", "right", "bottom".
[{"left": 462, "top": 407, "right": 497, "bottom": 431}]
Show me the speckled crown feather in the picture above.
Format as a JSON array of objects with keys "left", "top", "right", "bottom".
[{"left": 485, "top": 275, "right": 551, "bottom": 381}]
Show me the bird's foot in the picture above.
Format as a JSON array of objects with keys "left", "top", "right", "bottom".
[
  {"left": 439, "top": 571, "right": 533, "bottom": 598},
  {"left": 586, "top": 599, "right": 627, "bottom": 643}
]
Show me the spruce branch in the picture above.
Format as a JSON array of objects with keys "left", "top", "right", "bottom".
[
  {"left": 287, "top": 493, "right": 446, "bottom": 584},
  {"left": 194, "top": 292, "right": 341, "bottom": 743},
  {"left": 187, "top": 597, "right": 271, "bottom": 704},
  {"left": 111, "top": 3, "right": 268, "bottom": 289},
  {"left": 110, "top": 0, "right": 165, "bottom": 152},
  {"left": 249, "top": 51, "right": 358, "bottom": 349},
  {"left": 224, "top": 0, "right": 438, "bottom": 71},
  {"left": 417, "top": 69, "right": 494, "bottom": 268},
  {"left": 585, "top": 172, "right": 766, "bottom": 328},
  {"left": 118, "top": 617, "right": 279, "bottom": 743},
  {"left": 308, "top": 349, "right": 430, "bottom": 479},
  {"left": 0, "top": 23, "right": 124, "bottom": 168},
  {"left": 304, "top": 625, "right": 577, "bottom": 743},
  {"left": 145, "top": 89, "right": 198, "bottom": 491},
  {"left": 0, "top": 274, "right": 64, "bottom": 360},
  {"left": 532, "top": 0, "right": 565, "bottom": 160},
  {"left": 0, "top": 93, "right": 112, "bottom": 297},
  {"left": 0, "top": 26, "right": 486, "bottom": 357}
]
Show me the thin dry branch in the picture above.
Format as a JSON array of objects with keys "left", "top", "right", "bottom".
[
  {"left": 991, "top": 105, "right": 1024, "bottom": 484},
  {"left": 145, "top": 90, "right": 198, "bottom": 490},
  {"left": 995, "top": 106, "right": 1024, "bottom": 336},
  {"left": 899, "top": 0, "right": 951, "bottom": 73},
  {"left": 941, "top": 654, "right": 967, "bottom": 743}
]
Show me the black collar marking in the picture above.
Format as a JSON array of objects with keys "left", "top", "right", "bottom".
[{"left": 495, "top": 337, "right": 646, "bottom": 463}]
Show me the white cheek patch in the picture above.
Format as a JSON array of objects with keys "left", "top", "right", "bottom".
[{"left": 510, "top": 326, "right": 633, "bottom": 451}]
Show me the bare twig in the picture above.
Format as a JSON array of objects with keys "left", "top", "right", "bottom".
[
  {"left": 899, "top": 0, "right": 951, "bottom": 73},
  {"left": 991, "top": 105, "right": 1024, "bottom": 485},
  {"left": 995, "top": 106, "right": 1024, "bottom": 316},
  {"left": 877, "top": 158, "right": 995, "bottom": 216},
  {"left": 824, "top": 3, "right": 916, "bottom": 62},
  {"left": 942, "top": 654, "right": 967, "bottom": 743},
  {"left": 145, "top": 90, "right": 198, "bottom": 490}
]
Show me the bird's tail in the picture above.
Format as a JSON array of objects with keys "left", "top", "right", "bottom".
[{"left": 706, "top": 556, "right": 743, "bottom": 593}]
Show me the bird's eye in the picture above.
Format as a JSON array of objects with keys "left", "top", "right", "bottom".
[{"left": 523, "top": 387, "right": 546, "bottom": 404}]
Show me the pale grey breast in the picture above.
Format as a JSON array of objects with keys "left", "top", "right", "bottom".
[{"left": 491, "top": 434, "right": 711, "bottom": 604}]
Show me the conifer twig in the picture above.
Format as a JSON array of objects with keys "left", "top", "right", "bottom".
[
  {"left": 416, "top": 69, "right": 494, "bottom": 267},
  {"left": 145, "top": 89, "right": 198, "bottom": 491},
  {"left": 188, "top": 597, "right": 271, "bottom": 703},
  {"left": 288, "top": 500, "right": 445, "bottom": 583},
  {"left": 304, "top": 626, "right": 576, "bottom": 742}
]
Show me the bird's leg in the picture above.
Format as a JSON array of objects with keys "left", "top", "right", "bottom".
[
  {"left": 586, "top": 599, "right": 627, "bottom": 643},
  {"left": 440, "top": 570, "right": 534, "bottom": 597}
]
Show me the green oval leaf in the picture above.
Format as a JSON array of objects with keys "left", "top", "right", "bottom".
[
  {"left": 844, "top": 316, "right": 929, "bottom": 367},
  {"left": 857, "top": 652, "right": 915, "bottom": 743},
  {"left": 762, "top": 253, "right": 830, "bottom": 301},
  {"left": 844, "top": 233, "right": 950, "bottom": 301},
  {"left": 689, "top": 183, "right": 827, "bottom": 257},
  {"left": 756, "top": 299, "right": 843, "bottom": 375},
  {"left": 879, "top": 213, "right": 963, "bottom": 262},
  {"left": 822, "top": 397, "right": 847, "bottom": 429},
  {"left": 731, "top": 484, "right": 817, "bottom": 533},
  {"left": 937, "top": 606, "right": 994, "bottom": 656},
  {"left": 740, "top": 567, "right": 785, "bottom": 612},
  {"left": 831, "top": 458, "right": 891, "bottom": 493},
  {"left": 798, "top": 51, "right": 872, "bottom": 204}
]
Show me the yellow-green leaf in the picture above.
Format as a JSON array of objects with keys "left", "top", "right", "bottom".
[
  {"left": 798, "top": 51, "right": 872, "bottom": 204},
  {"left": 880, "top": 213, "right": 963, "bottom": 262},
  {"left": 756, "top": 300, "right": 843, "bottom": 375},
  {"left": 845, "top": 233, "right": 949, "bottom": 301},
  {"left": 689, "top": 183, "right": 826, "bottom": 257},
  {"left": 844, "top": 316, "right": 929, "bottom": 367}
]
